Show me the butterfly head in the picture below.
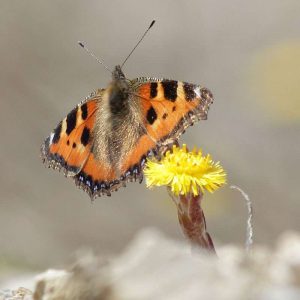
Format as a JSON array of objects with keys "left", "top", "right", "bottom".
[
  {"left": 108, "top": 65, "right": 130, "bottom": 114},
  {"left": 112, "top": 65, "right": 126, "bottom": 80}
]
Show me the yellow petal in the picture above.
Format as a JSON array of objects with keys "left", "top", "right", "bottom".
[{"left": 144, "top": 144, "right": 226, "bottom": 196}]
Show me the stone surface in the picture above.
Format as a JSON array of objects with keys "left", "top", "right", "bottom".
[
  {"left": 2, "top": 229, "right": 300, "bottom": 300},
  {"left": 0, "top": 287, "right": 32, "bottom": 300}
]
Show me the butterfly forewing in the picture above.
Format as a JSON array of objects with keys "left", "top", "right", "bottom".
[
  {"left": 41, "top": 92, "right": 100, "bottom": 177},
  {"left": 134, "top": 79, "right": 213, "bottom": 145}
]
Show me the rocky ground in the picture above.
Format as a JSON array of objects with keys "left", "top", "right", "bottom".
[{"left": 1, "top": 229, "right": 300, "bottom": 300}]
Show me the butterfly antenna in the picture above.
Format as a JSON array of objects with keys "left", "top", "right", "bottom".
[
  {"left": 121, "top": 20, "right": 156, "bottom": 68},
  {"left": 78, "top": 41, "right": 113, "bottom": 73}
]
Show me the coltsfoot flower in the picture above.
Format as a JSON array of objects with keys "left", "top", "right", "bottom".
[{"left": 144, "top": 144, "right": 226, "bottom": 196}]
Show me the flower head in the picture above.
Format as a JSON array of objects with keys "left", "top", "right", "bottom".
[{"left": 144, "top": 144, "right": 226, "bottom": 196}]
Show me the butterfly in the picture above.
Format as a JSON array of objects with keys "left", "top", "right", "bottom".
[
  {"left": 41, "top": 24, "right": 213, "bottom": 199},
  {"left": 41, "top": 66, "right": 213, "bottom": 199}
]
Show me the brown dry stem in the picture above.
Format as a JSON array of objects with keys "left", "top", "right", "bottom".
[{"left": 169, "top": 188, "right": 215, "bottom": 253}]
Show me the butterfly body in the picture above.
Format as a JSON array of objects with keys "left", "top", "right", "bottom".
[{"left": 41, "top": 65, "right": 213, "bottom": 199}]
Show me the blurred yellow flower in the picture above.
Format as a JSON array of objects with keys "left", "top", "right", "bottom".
[{"left": 144, "top": 144, "right": 226, "bottom": 196}]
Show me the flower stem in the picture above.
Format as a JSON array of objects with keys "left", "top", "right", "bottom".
[{"left": 169, "top": 189, "right": 216, "bottom": 253}]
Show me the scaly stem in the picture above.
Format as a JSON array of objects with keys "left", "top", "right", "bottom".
[{"left": 169, "top": 189, "right": 215, "bottom": 253}]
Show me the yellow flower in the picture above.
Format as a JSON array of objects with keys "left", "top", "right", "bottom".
[{"left": 144, "top": 144, "right": 226, "bottom": 196}]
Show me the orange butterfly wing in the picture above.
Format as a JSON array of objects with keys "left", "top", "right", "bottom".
[
  {"left": 41, "top": 91, "right": 101, "bottom": 176},
  {"left": 139, "top": 80, "right": 212, "bottom": 140},
  {"left": 119, "top": 79, "right": 213, "bottom": 177},
  {"left": 41, "top": 89, "right": 119, "bottom": 197},
  {"left": 74, "top": 153, "right": 118, "bottom": 197}
]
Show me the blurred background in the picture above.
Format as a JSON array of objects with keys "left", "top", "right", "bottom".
[{"left": 0, "top": 0, "right": 299, "bottom": 279}]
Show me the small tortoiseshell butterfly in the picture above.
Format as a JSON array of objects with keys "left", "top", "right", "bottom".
[{"left": 41, "top": 22, "right": 213, "bottom": 199}]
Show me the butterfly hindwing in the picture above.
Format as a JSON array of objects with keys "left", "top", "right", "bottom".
[
  {"left": 74, "top": 153, "right": 118, "bottom": 197},
  {"left": 74, "top": 133, "right": 158, "bottom": 199}
]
